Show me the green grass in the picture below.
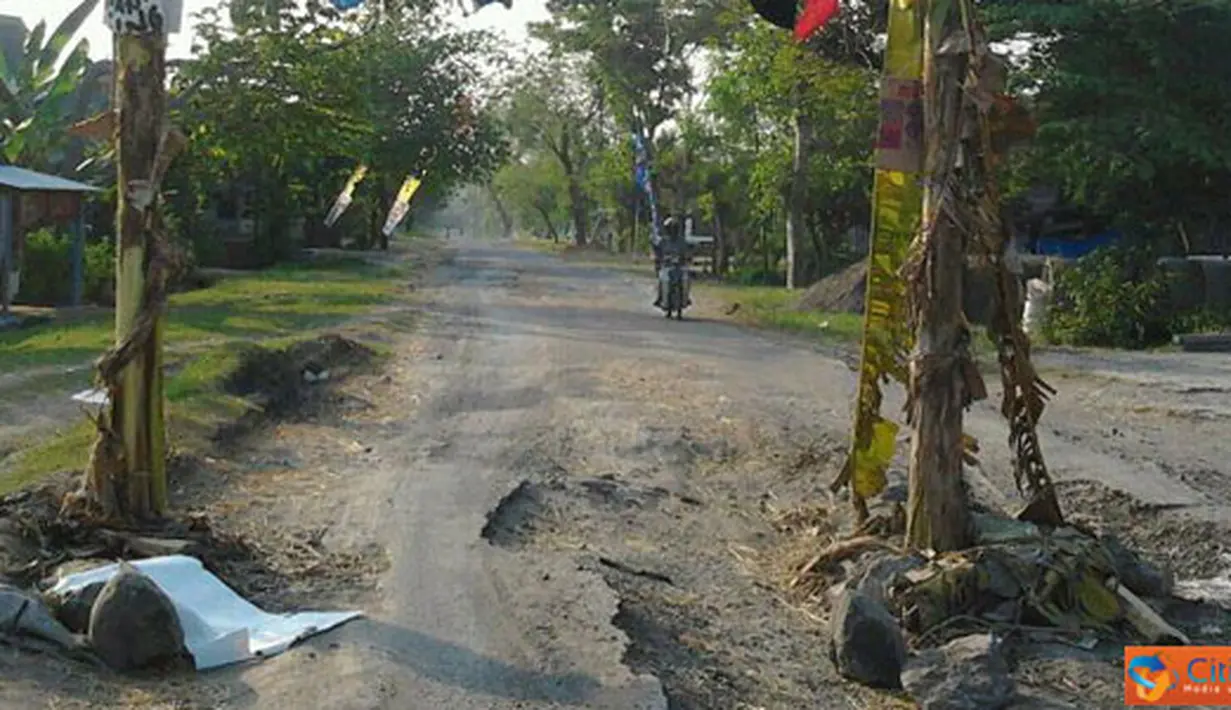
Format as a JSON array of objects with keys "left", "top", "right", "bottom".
[
  {"left": 698, "top": 282, "right": 865, "bottom": 343},
  {"left": 0, "top": 256, "right": 403, "bottom": 373},
  {"left": 0, "top": 255, "right": 408, "bottom": 493}
]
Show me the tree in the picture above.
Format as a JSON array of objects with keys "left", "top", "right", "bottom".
[
  {"left": 502, "top": 54, "right": 601, "bottom": 246},
  {"left": 985, "top": 0, "right": 1231, "bottom": 250},
  {"left": 705, "top": 15, "right": 877, "bottom": 284},
  {"left": 493, "top": 154, "right": 570, "bottom": 242},
  {"left": 170, "top": 3, "right": 506, "bottom": 261},
  {"left": 0, "top": 0, "right": 101, "bottom": 171},
  {"left": 531, "top": 0, "right": 719, "bottom": 223}
]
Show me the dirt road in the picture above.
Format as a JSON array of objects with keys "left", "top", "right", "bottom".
[{"left": 8, "top": 237, "right": 1231, "bottom": 708}]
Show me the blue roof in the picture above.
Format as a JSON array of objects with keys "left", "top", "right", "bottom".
[{"left": 0, "top": 165, "right": 100, "bottom": 193}]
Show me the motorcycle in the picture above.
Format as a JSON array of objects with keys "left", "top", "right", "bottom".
[{"left": 659, "top": 253, "right": 690, "bottom": 320}]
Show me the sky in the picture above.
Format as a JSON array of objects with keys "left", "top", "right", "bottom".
[{"left": 5, "top": 0, "right": 550, "bottom": 60}]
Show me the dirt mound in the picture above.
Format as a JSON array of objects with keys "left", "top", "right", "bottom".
[
  {"left": 796, "top": 261, "right": 866, "bottom": 314},
  {"left": 226, "top": 335, "right": 374, "bottom": 416}
]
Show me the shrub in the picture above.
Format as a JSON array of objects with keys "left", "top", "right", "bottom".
[
  {"left": 1042, "top": 245, "right": 1172, "bottom": 349},
  {"left": 16, "top": 229, "right": 73, "bottom": 305},
  {"left": 84, "top": 238, "right": 116, "bottom": 305},
  {"left": 16, "top": 228, "right": 115, "bottom": 306}
]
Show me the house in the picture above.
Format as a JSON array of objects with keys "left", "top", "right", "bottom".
[{"left": 0, "top": 165, "right": 100, "bottom": 314}]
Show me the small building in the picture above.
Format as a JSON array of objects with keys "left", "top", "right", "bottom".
[{"left": 0, "top": 165, "right": 100, "bottom": 314}]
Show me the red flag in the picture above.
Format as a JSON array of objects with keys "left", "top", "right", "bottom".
[{"left": 794, "top": 0, "right": 839, "bottom": 41}]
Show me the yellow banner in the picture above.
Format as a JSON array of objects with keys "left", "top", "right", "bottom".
[
  {"left": 841, "top": 0, "right": 923, "bottom": 500},
  {"left": 381, "top": 174, "right": 424, "bottom": 237},
  {"left": 324, "top": 164, "right": 368, "bottom": 227}
]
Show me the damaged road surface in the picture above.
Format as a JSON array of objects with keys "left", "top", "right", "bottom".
[
  {"left": 13, "top": 239, "right": 1231, "bottom": 710},
  {"left": 213, "top": 239, "right": 865, "bottom": 709}
]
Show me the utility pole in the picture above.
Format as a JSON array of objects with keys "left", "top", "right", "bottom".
[{"left": 79, "top": 0, "right": 183, "bottom": 520}]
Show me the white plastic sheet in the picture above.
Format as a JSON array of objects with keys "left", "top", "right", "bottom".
[{"left": 48, "top": 555, "right": 362, "bottom": 671}]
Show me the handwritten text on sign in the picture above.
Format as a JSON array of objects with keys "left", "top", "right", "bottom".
[{"left": 105, "top": 0, "right": 168, "bottom": 35}]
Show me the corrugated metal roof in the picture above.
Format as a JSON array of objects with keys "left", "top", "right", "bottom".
[{"left": 0, "top": 165, "right": 100, "bottom": 193}]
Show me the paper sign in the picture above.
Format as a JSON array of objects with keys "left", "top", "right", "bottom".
[
  {"left": 105, "top": 0, "right": 182, "bottom": 35},
  {"left": 876, "top": 78, "right": 924, "bottom": 173}
]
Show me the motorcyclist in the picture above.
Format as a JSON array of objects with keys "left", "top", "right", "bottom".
[{"left": 653, "top": 216, "right": 692, "bottom": 309}]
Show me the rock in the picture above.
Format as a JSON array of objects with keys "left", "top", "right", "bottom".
[
  {"left": 88, "top": 562, "right": 188, "bottom": 671},
  {"left": 972, "top": 513, "right": 1040, "bottom": 545},
  {"left": 1010, "top": 687, "right": 1081, "bottom": 709},
  {"left": 902, "top": 633, "right": 1015, "bottom": 710},
  {"left": 0, "top": 517, "right": 38, "bottom": 574},
  {"left": 0, "top": 584, "right": 81, "bottom": 651},
  {"left": 41, "top": 559, "right": 111, "bottom": 634},
  {"left": 1103, "top": 534, "right": 1173, "bottom": 598},
  {"left": 855, "top": 551, "right": 926, "bottom": 604},
  {"left": 829, "top": 588, "right": 906, "bottom": 689}
]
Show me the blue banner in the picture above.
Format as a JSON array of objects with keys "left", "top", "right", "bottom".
[{"left": 632, "top": 132, "right": 661, "bottom": 245}]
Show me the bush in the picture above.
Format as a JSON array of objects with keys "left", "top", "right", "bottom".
[
  {"left": 1042, "top": 245, "right": 1172, "bottom": 349},
  {"left": 84, "top": 239, "right": 116, "bottom": 305},
  {"left": 16, "top": 228, "right": 115, "bottom": 306}
]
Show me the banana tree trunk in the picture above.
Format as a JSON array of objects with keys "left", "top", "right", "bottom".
[
  {"left": 95, "top": 31, "right": 169, "bottom": 519},
  {"left": 906, "top": 0, "right": 972, "bottom": 552}
]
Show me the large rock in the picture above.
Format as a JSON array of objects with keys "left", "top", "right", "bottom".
[
  {"left": 88, "top": 562, "right": 189, "bottom": 672},
  {"left": 828, "top": 588, "right": 906, "bottom": 689},
  {"left": 0, "top": 584, "right": 81, "bottom": 651},
  {"left": 902, "top": 633, "right": 1016, "bottom": 710}
]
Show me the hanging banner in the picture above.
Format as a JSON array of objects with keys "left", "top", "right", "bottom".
[
  {"left": 324, "top": 164, "right": 368, "bottom": 228},
  {"left": 838, "top": 0, "right": 923, "bottom": 501},
  {"left": 632, "top": 132, "right": 661, "bottom": 245},
  {"left": 381, "top": 174, "right": 423, "bottom": 237}
]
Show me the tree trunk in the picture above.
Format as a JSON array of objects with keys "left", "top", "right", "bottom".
[
  {"left": 536, "top": 205, "right": 560, "bottom": 243},
  {"left": 102, "top": 31, "right": 169, "bottom": 518},
  {"left": 806, "top": 211, "right": 826, "bottom": 281},
  {"left": 376, "top": 180, "right": 396, "bottom": 251},
  {"left": 714, "top": 209, "right": 729, "bottom": 277},
  {"left": 785, "top": 107, "right": 811, "bottom": 290},
  {"left": 761, "top": 218, "right": 770, "bottom": 277},
  {"left": 568, "top": 179, "right": 588, "bottom": 247},
  {"left": 486, "top": 182, "right": 513, "bottom": 239},
  {"left": 906, "top": 0, "right": 972, "bottom": 553}
]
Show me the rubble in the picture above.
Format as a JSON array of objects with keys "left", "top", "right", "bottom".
[
  {"left": 41, "top": 559, "right": 111, "bottom": 634},
  {"left": 0, "top": 583, "right": 82, "bottom": 652},
  {"left": 901, "top": 633, "right": 1015, "bottom": 710},
  {"left": 793, "top": 503, "right": 1208, "bottom": 700}
]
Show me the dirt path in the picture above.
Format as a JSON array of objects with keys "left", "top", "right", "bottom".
[{"left": 8, "top": 238, "right": 1231, "bottom": 709}]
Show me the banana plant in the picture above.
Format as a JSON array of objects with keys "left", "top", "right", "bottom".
[{"left": 0, "top": 0, "right": 101, "bottom": 171}]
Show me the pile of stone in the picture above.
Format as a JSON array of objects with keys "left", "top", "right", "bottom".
[
  {"left": 2, "top": 560, "right": 191, "bottom": 672},
  {"left": 826, "top": 513, "right": 1183, "bottom": 709},
  {"left": 1, "top": 498, "right": 201, "bottom": 673}
]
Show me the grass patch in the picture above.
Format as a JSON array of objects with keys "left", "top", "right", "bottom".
[
  {"left": 699, "top": 283, "right": 864, "bottom": 343},
  {"left": 0, "top": 255, "right": 408, "bottom": 494},
  {"left": 0, "top": 256, "right": 404, "bottom": 373}
]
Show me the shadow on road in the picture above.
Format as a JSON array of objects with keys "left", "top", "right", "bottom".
[{"left": 360, "top": 618, "right": 604, "bottom": 704}]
